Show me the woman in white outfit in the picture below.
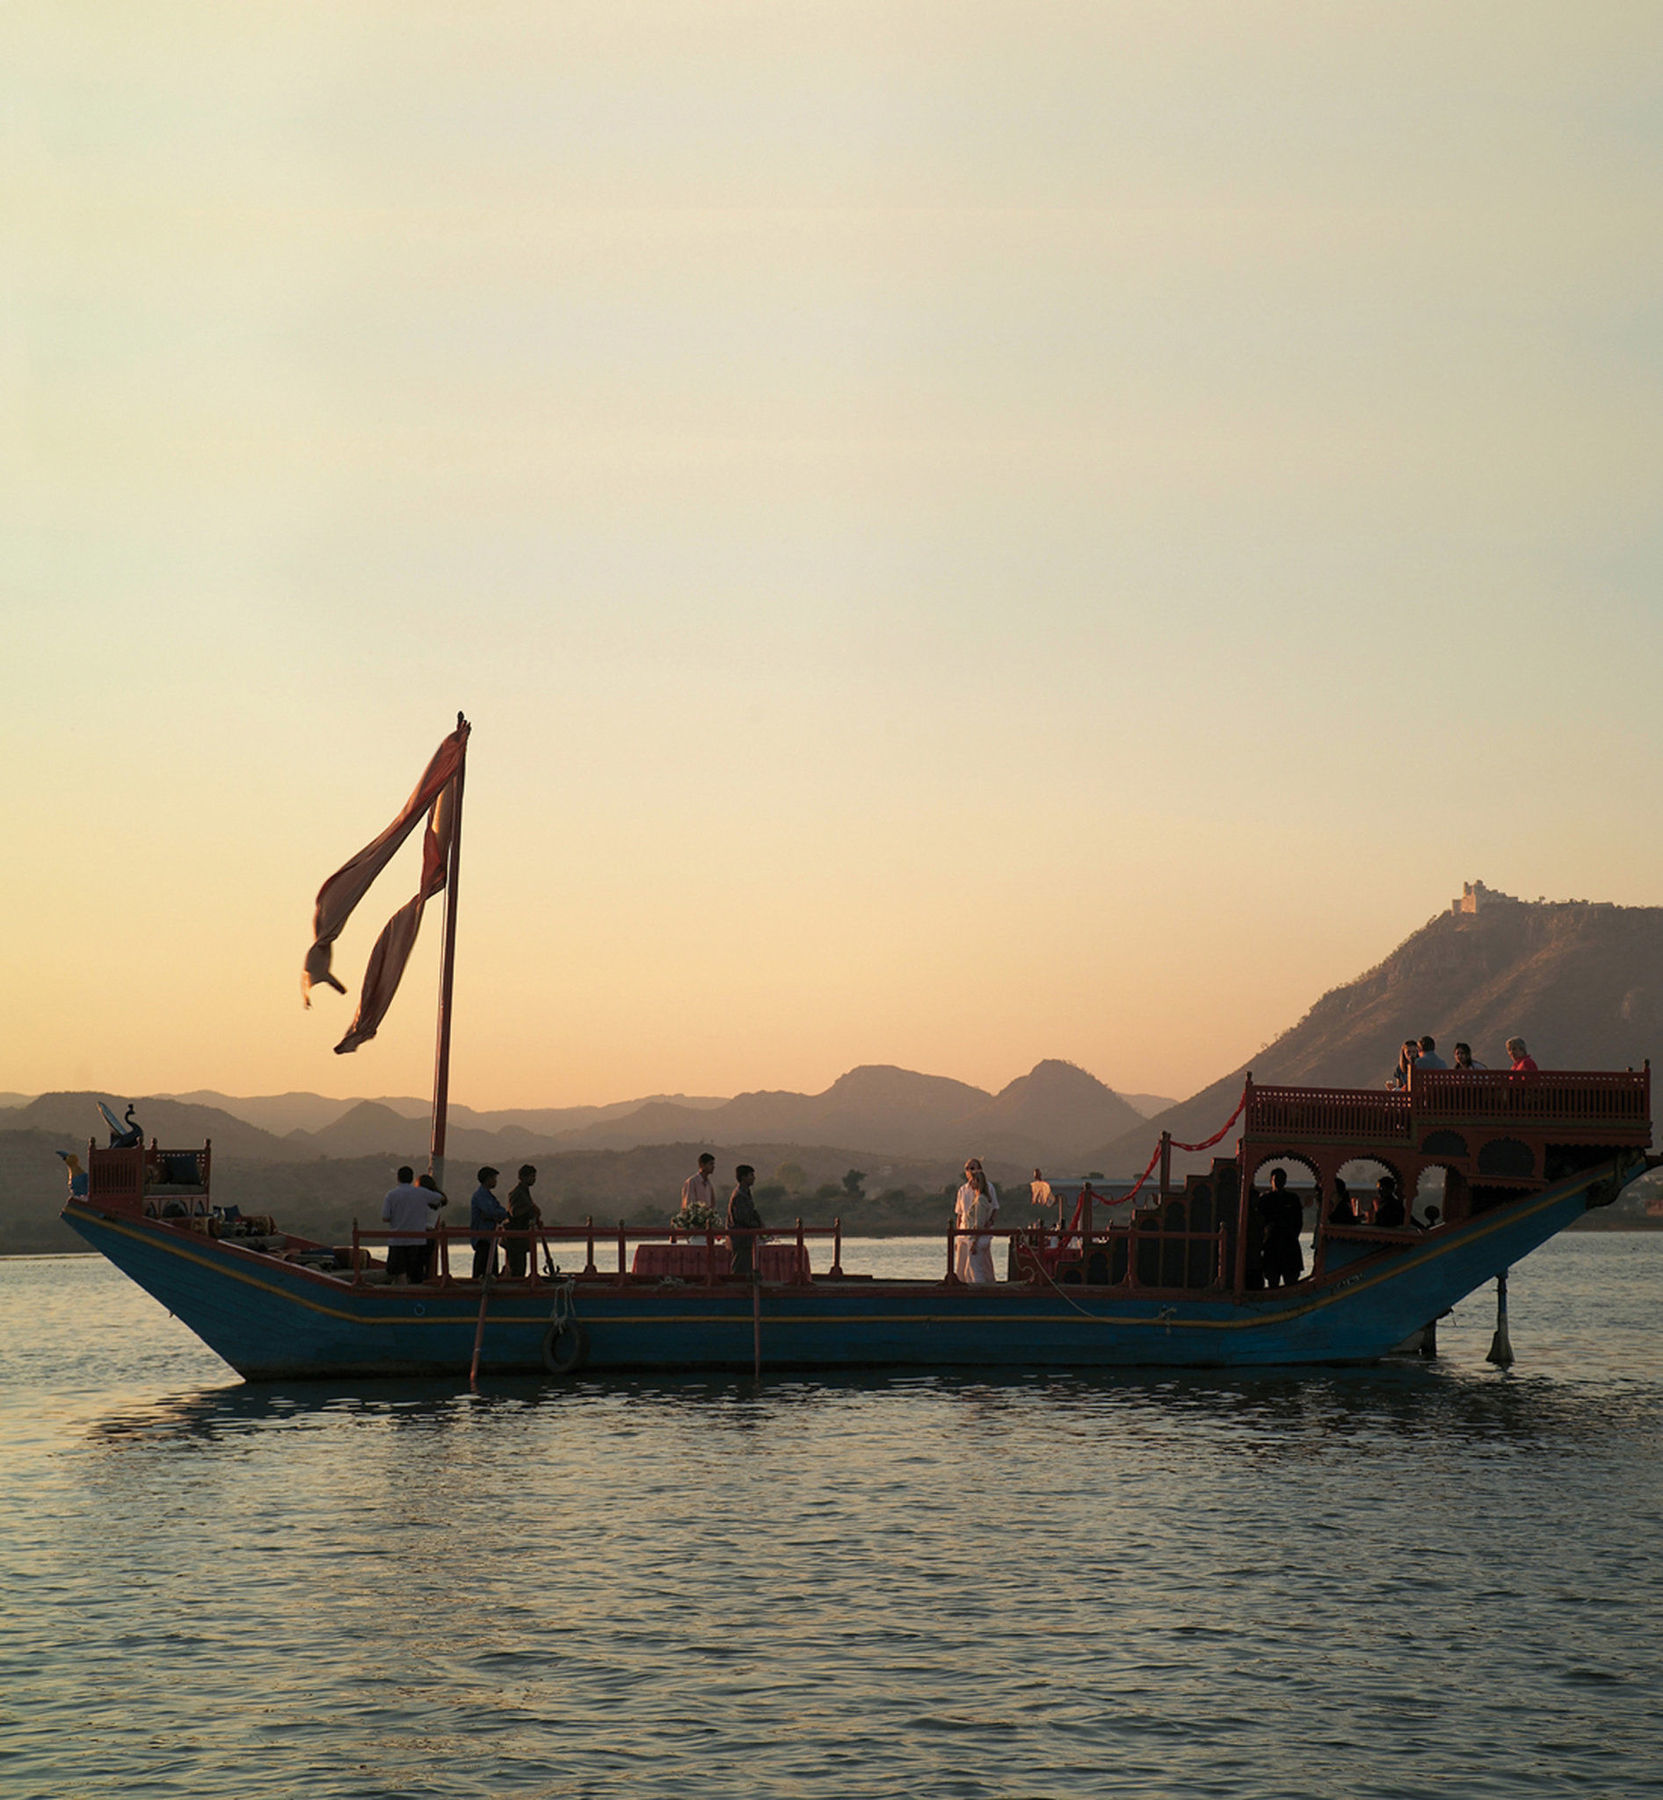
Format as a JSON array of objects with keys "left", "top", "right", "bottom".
[{"left": 954, "top": 1159, "right": 999, "bottom": 1283}]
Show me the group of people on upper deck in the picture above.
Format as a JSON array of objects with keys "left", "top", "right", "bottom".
[{"left": 1388, "top": 1034, "right": 1538, "bottom": 1088}]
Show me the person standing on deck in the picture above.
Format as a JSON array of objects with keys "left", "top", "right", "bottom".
[
  {"left": 381, "top": 1165, "right": 441, "bottom": 1285},
  {"left": 1452, "top": 1042, "right": 1487, "bottom": 1071},
  {"left": 954, "top": 1159, "right": 999, "bottom": 1283},
  {"left": 504, "top": 1164, "right": 542, "bottom": 1278},
  {"left": 469, "top": 1166, "right": 507, "bottom": 1281},
  {"left": 728, "top": 1164, "right": 764, "bottom": 1279},
  {"left": 1415, "top": 1036, "right": 1448, "bottom": 1071},
  {"left": 1029, "top": 1168, "right": 1060, "bottom": 1230},
  {"left": 681, "top": 1153, "right": 718, "bottom": 1219},
  {"left": 1507, "top": 1037, "right": 1540, "bottom": 1073},
  {"left": 1260, "top": 1168, "right": 1304, "bottom": 1287}
]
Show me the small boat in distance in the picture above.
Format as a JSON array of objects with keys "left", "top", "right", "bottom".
[{"left": 58, "top": 720, "right": 1656, "bottom": 1378}]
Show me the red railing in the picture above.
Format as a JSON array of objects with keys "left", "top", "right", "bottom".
[
  {"left": 1246, "top": 1086, "right": 1413, "bottom": 1144},
  {"left": 87, "top": 1143, "right": 146, "bottom": 1204},
  {"left": 85, "top": 1141, "right": 214, "bottom": 1210},
  {"left": 344, "top": 1218, "right": 841, "bottom": 1289},
  {"left": 1411, "top": 1067, "right": 1650, "bottom": 1128},
  {"left": 1244, "top": 1069, "right": 1650, "bottom": 1149},
  {"left": 959, "top": 1224, "right": 1231, "bottom": 1291}
]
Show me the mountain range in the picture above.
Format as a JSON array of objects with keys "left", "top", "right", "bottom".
[{"left": 0, "top": 1061, "right": 1167, "bottom": 1173}]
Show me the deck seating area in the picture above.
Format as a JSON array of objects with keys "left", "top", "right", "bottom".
[{"left": 631, "top": 1242, "right": 811, "bottom": 1283}]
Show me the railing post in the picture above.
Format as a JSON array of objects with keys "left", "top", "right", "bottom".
[
  {"left": 617, "top": 1219, "right": 627, "bottom": 1286},
  {"left": 1159, "top": 1131, "right": 1171, "bottom": 1205},
  {"left": 438, "top": 1224, "right": 451, "bottom": 1287},
  {"left": 795, "top": 1217, "right": 807, "bottom": 1285},
  {"left": 584, "top": 1215, "right": 597, "bottom": 1277},
  {"left": 351, "top": 1219, "right": 361, "bottom": 1287},
  {"left": 706, "top": 1223, "right": 717, "bottom": 1287},
  {"left": 946, "top": 1224, "right": 959, "bottom": 1284},
  {"left": 830, "top": 1216, "right": 843, "bottom": 1278}
]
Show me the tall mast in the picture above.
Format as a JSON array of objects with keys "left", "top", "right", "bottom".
[{"left": 429, "top": 711, "right": 469, "bottom": 1190}]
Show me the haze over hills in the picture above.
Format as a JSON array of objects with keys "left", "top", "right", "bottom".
[
  {"left": 1093, "top": 882, "right": 1663, "bottom": 1175},
  {"left": 156, "top": 1089, "right": 729, "bottom": 1138},
  {"left": 1, "top": 1062, "right": 1155, "bottom": 1170}
]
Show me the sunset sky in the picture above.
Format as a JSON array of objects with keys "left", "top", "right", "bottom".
[{"left": 6, "top": 3, "right": 1661, "bottom": 1111}]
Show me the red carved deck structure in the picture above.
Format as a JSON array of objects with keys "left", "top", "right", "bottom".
[{"left": 1010, "top": 1065, "right": 1650, "bottom": 1296}]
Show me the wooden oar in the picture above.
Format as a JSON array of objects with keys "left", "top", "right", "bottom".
[
  {"left": 468, "top": 1227, "right": 501, "bottom": 1392},
  {"left": 752, "top": 1269, "right": 762, "bottom": 1380},
  {"left": 1486, "top": 1268, "right": 1515, "bottom": 1367}
]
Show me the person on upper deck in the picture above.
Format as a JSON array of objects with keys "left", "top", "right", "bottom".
[
  {"left": 504, "top": 1164, "right": 541, "bottom": 1278},
  {"left": 728, "top": 1164, "right": 764, "bottom": 1279},
  {"left": 954, "top": 1159, "right": 999, "bottom": 1283},
  {"left": 1388, "top": 1041, "right": 1420, "bottom": 1089},
  {"left": 1452, "top": 1042, "right": 1487, "bottom": 1071},
  {"left": 382, "top": 1165, "right": 443, "bottom": 1284},
  {"left": 1506, "top": 1037, "right": 1540, "bottom": 1073},
  {"left": 1373, "top": 1174, "right": 1406, "bottom": 1229},
  {"left": 1415, "top": 1036, "right": 1448, "bottom": 1071},
  {"left": 470, "top": 1165, "right": 507, "bottom": 1281}
]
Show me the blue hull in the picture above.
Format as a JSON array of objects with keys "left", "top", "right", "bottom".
[{"left": 62, "top": 1162, "right": 1630, "bottom": 1380}]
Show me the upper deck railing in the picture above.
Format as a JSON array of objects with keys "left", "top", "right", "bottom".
[
  {"left": 1411, "top": 1067, "right": 1650, "bottom": 1128},
  {"left": 1245, "top": 1085, "right": 1412, "bottom": 1144},
  {"left": 1244, "top": 1067, "right": 1650, "bottom": 1149}
]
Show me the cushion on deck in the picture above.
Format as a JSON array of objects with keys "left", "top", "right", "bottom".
[{"left": 630, "top": 1242, "right": 809, "bottom": 1281}]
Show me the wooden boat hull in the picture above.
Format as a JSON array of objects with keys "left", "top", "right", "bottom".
[{"left": 60, "top": 1157, "right": 1634, "bottom": 1380}]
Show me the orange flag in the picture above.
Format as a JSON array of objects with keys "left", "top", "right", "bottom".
[{"left": 303, "top": 722, "right": 468, "bottom": 1054}]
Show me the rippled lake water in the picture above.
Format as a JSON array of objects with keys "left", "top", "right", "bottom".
[{"left": 3, "top": 1238, "right": 1662, "bottom": 1799}]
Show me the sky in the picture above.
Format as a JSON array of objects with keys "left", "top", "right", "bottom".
[{"left": 5, "top": 3, "right": 1661, "bottom": 1112}]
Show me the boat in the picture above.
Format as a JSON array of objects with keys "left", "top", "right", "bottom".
[
  {"left": 59, "top": 1068, "right": 1651, "bottom": 1378},
  {"left": 59, "top": 720, "right": 1655, "bottom": 1379}
]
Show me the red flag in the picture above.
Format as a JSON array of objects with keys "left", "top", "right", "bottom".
[{"left": 303, "top": 723, "right": 469, "bottom": 1054}]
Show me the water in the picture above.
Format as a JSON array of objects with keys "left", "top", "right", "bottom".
[{"left": 3, "top": 1238, "right": 1662, "bottom": 1799}]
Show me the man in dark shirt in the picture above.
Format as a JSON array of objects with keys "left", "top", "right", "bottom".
[
  {"left": 728, "top": 1164, "right": 764, "bottom": 1279},
  {"left": 1374, "top": 1174, "right": 1406, "bottom": 1229},
  {"left": 505, "top": 1164, "right": 541, "bottom": 1278},
  {"left": 470, "top": 1166, "right": 507, "bottom": 1281},
  {"left": 1260, "top": 1168, "right": 1304, "bottom": 1287}
]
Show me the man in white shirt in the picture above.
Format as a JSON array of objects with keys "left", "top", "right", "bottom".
[
  {"left": 1029, "top": 1168, "right": 1059, "bottom": 1229},
  {"left": 680, "top": 1153, "right": 718, "bottom": 1219},
  {"left": 382, "top": 1165, "right": 442, "bottom": 1284}
]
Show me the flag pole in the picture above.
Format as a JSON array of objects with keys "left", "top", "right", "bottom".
[{"left": 429, "top": 712, "right": 469, "bottom": 1192}]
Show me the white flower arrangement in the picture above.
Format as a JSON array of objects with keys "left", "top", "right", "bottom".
[{"left": 670, "top": 1200, "right": 720, "bottom": 1234}]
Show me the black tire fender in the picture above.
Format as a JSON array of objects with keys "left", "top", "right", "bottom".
[{"left": 541, "top": 1319, "right": 588, "bottom": 1376}]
